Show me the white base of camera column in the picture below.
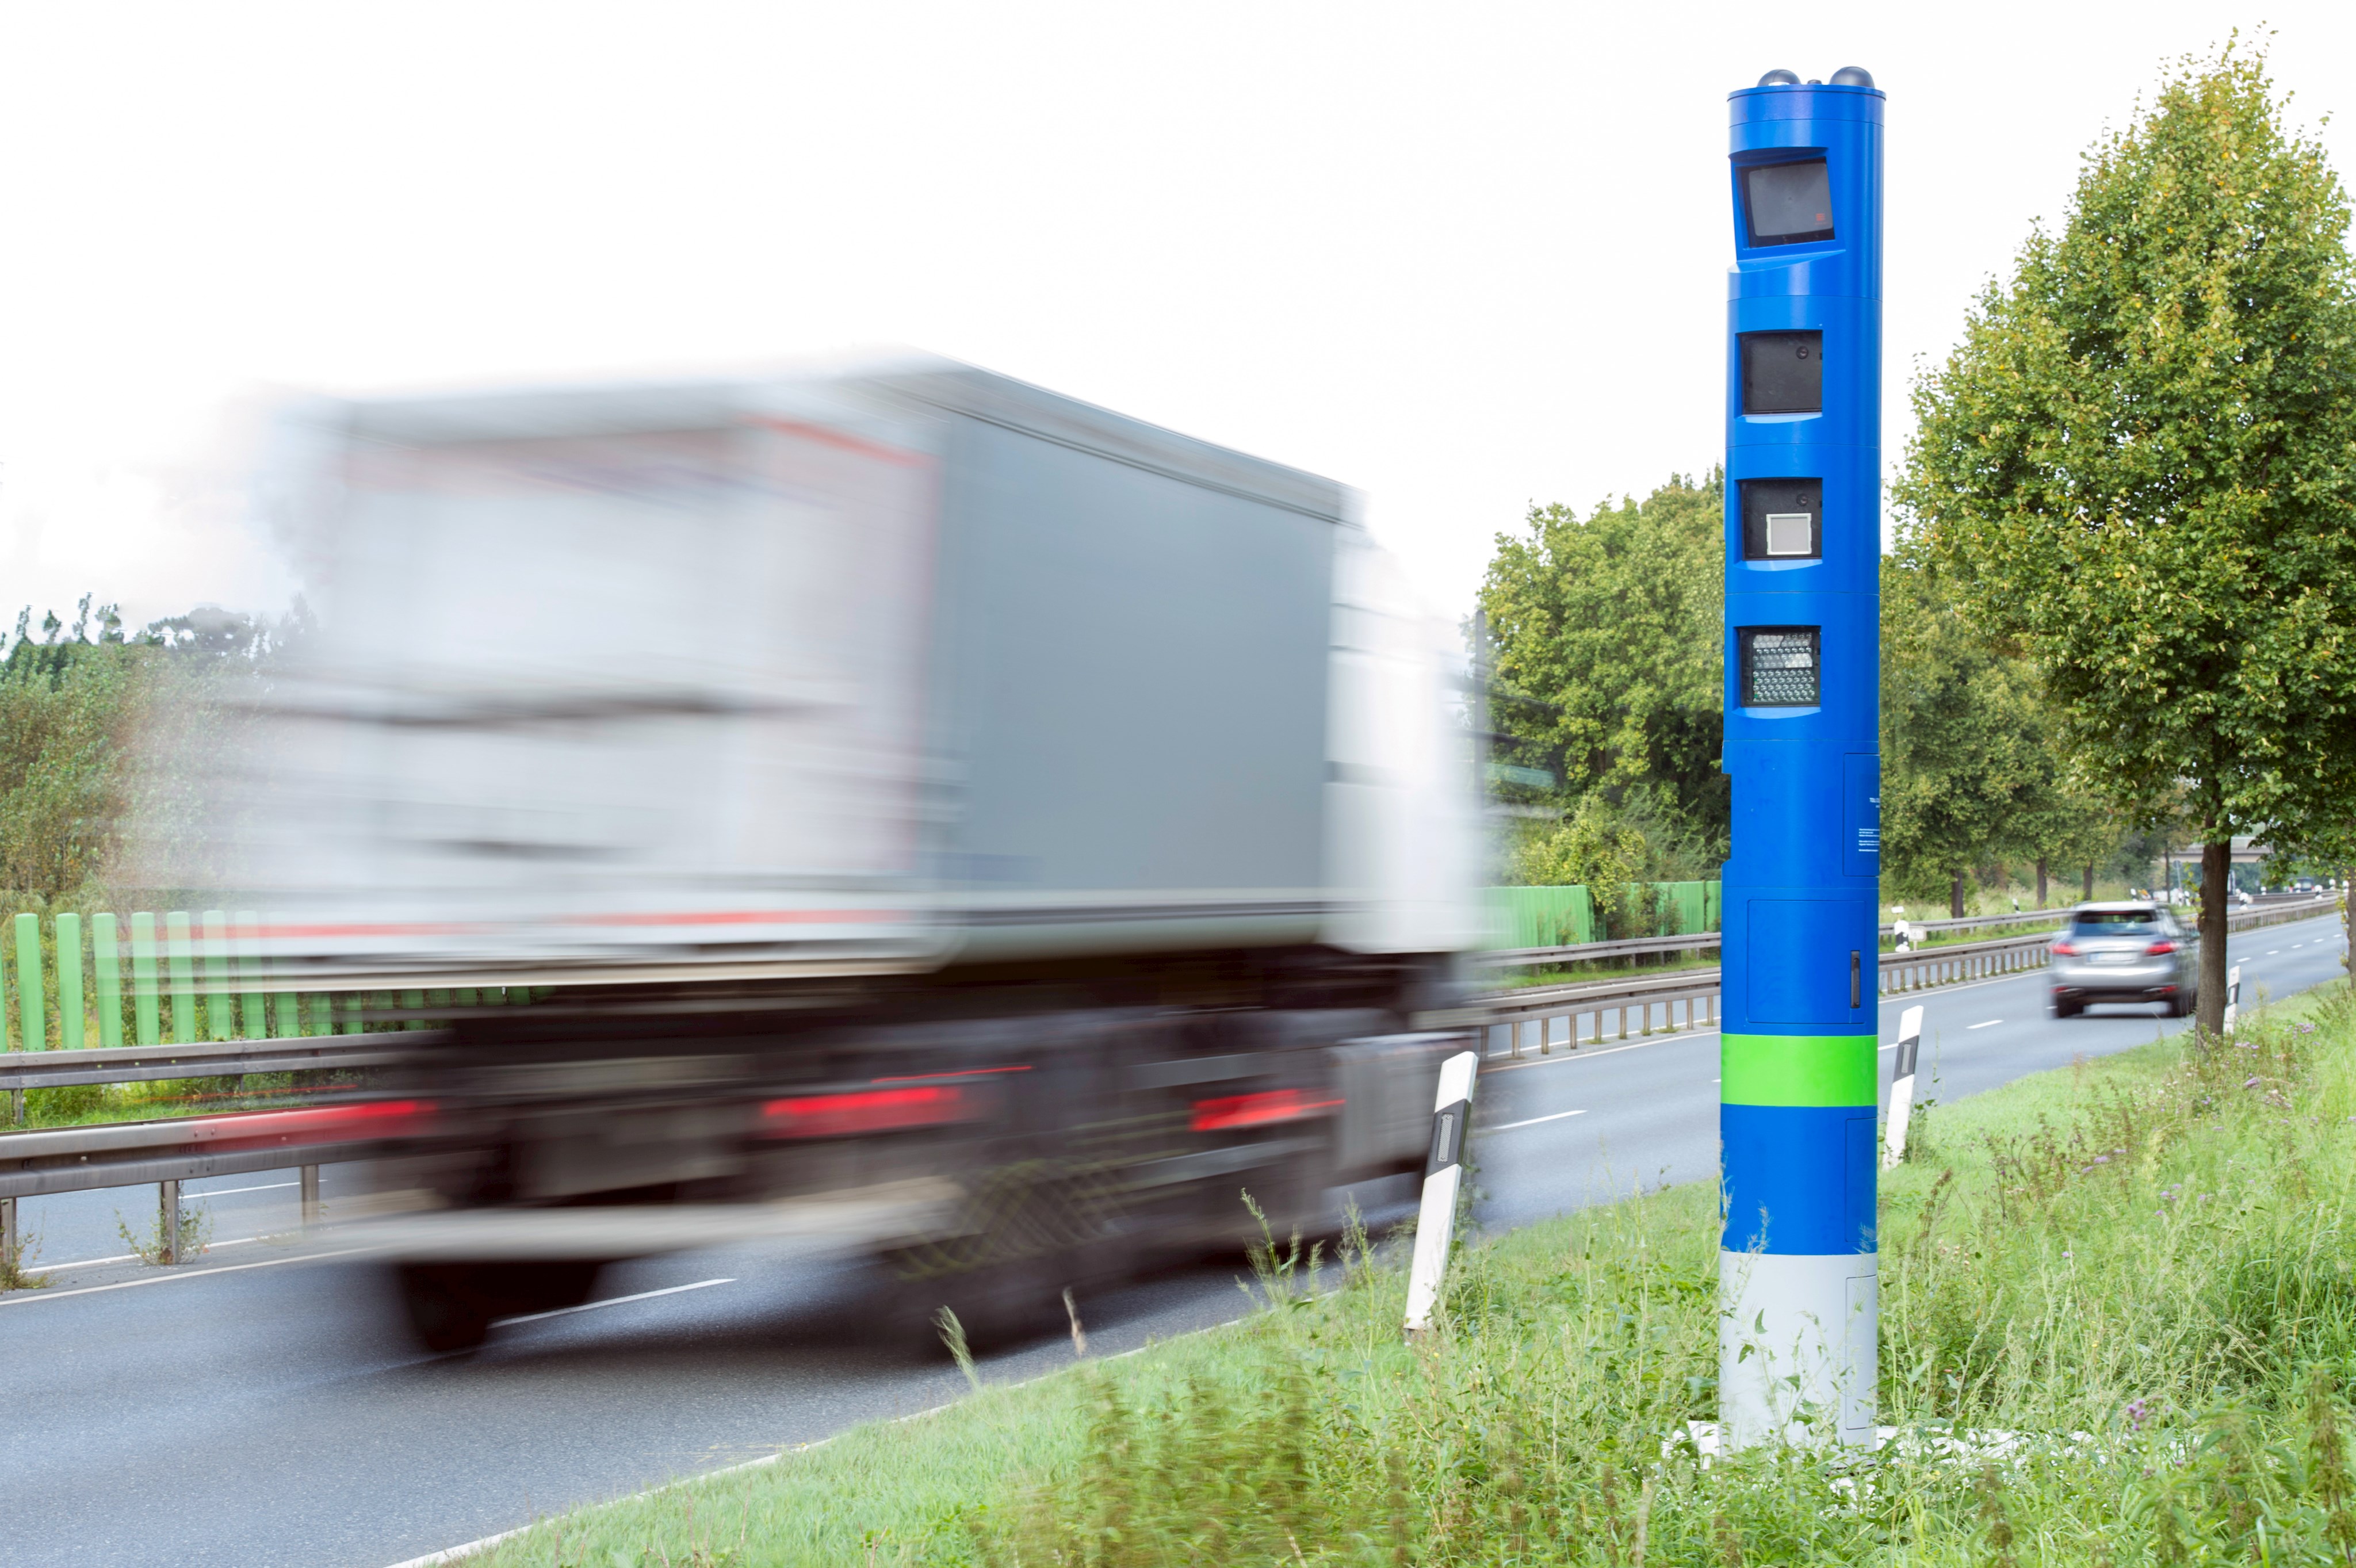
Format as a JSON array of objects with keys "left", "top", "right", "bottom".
[{"left": 1719, "top": 1250, "right": 1877, "bottom": 1448}]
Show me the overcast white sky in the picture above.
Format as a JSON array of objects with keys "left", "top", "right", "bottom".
[{"left": 3, "top": 2, "right": 2352, "bottom": 633}]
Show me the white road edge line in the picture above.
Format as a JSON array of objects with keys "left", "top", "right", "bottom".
[
  {"left": 1490, "top": 1108, "right": 1590, "bottom": 1132},
  {"left": 0, "top": 1246, "right": 370, "bottom": 1306},
  {"left": 496, "top": 1278, "right": 736, "bottom": 1328},
  {"left": 1966, "top": 1019, "right": 2003, "bottom": 1031}
]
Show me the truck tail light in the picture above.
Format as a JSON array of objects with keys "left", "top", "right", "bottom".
[
  {"left": 1191, "top": 1088, "right": 1343, "bottom": 1133},
  {"left": 760, "top": 1085, "right": 973, "bottom": 1139},
  {"left": 208, "top": 1098, "right": 438, "bottom": 1152}
]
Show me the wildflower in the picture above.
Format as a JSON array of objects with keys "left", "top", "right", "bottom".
[
  {"left": 2245, "top": 1077, "right": 2262, "bottom": 1089},
  {"left": 2126, "top": 1397, "right": 2151, "bottom": 1429}
]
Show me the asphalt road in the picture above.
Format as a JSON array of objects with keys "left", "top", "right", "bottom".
[{"left": 0, "top": 911, "right": 2342, "bottom": 1568}]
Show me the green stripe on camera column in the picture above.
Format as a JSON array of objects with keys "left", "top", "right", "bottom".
[{"left": 1719, "top": 1034, "right": 1878, "bottom": 1106}]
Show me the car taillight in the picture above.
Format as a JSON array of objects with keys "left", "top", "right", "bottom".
[
  {"left": 1191, "top": 1088, "right": 1344, "bottom": 1133},
  {"left": 2051, "top": 939, "right": 2078, "bottom": 956},
  {"left": 2147, "top": 939, "right": 2177, "bottom": 955}
]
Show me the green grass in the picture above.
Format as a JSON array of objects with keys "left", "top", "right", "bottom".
[
  {"left": 6, "top": 1070, "right": 356, "bottom": 1130},
  {"left": 464, "top": 986, "right": 2356, "bottom": 1565}
]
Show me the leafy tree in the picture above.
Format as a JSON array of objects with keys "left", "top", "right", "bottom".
[
  {"left": 1896, "top": 43, "right": 2356, "bottom": 1027},
  {"left": 1880, "top": 557, "right": 2057, "bottom": 915},
  {"left": 1505, "top": 795, "right": 1664, "bottom": 936},
  {"left": 1478, "top": 473, "right": 1727, "bottom": 857}
]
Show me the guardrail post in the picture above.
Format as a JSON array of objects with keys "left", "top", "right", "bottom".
[
  {"left": 166, "top": 912, "right": 195, "bottom": 1044},
  {"left": 94, "top": 913, "right": 123, "bottom": 1049},
  {"left": 300, "top": 1165, "right": 321, "bottom": 1225},
  {"left": 56, "top": 913, "right": 83, "bottom": 1051},
  {"left": 13, "top": 912, "right": 43, "bottom": 1051},
  {"left": 1, "top": 1194, "right": 15, "bottom": 1274},
  {"left": 158, "top": 1179, "right": 179, "bottom": 1265}
]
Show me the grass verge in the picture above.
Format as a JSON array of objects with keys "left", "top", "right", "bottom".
[{"left": 471, "top": 984, "right": 2356, "bottom": 1566}]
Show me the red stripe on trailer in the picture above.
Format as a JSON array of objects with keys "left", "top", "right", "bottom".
[
  {"left": 759, "top": 1085, "right": 973, "bottom": 1139},
  {"left": 751, "top": 416, "right": 935, "bottom": 468},
  {"left": 1189, "top": 1089, "right": 1343, "bottom": 1133},
  {"left": 258, "top": 909, "right": 904, "bottom": 939},
  {"left": 560, "top": 909, "right": 899, "bottom": 928}
]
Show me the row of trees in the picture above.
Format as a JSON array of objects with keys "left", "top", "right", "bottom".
[
  {"left": 0, "top": 596, "right": 296, "bottom": 901},
  {"left": 1478, "top": 473, "right": 2130, "bottom": 920},
  {"left": 1484, "top": 41, "right": 2356, "bottom": 1030}
]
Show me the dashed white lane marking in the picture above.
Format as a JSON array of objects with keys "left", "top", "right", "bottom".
[
  {"left": 496, "top": 1276, "right": 736, "bottom": 1327},
  {"left": 1490, "top": 1108, "right": 1590, "bottom": 1133},
  {"left": 2267, "top": 950, "right": 2281, "bottom": 955},
  {"left": 1967, "top": 1019, "right": 2003, "bottom": 1031}
]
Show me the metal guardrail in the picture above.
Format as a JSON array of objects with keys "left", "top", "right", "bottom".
[
  {"left": 1473, "top": 893, "right": 2336, "bottom": 971},
  {"left": 0, "top": 1031, "right": 414, "bottom": 1094},
  {"left": 0, "top": 1031, "right": 438, "bottom": 1269},
  {"left": 1455, "top": 894, "right": 2340, "bottom": 1058}
]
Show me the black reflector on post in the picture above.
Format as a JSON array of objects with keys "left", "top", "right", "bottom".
[{"left": 1739, "top": 626, "right": 1820, "bottom": 706}]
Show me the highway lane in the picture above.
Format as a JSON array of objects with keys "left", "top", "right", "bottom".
[{"left": 0, "top": 911, "right": 2340, "bottom": 1568}]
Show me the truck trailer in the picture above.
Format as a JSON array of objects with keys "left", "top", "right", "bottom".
[{"left": 193, "top": 357, "right": 1482, "bottom": 1351}]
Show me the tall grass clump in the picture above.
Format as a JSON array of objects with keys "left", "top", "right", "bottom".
[{"left": 466, "top": 988, "right": 2356, "bottom": 1566}]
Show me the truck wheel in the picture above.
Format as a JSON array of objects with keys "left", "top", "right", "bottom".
[
  {"left": 890, "top": 1255, "right": 1066, "bottom": 1356},
  {"left": 395, "top": 1261, "right": 603, "bottom": 1353}
]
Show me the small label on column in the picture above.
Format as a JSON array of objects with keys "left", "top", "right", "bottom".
[{"left": 1843, "top": 754, "right": 1879, "bottom": 876}]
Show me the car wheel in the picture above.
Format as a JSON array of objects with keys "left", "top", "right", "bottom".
[{"left": 2051, "top": 997, "right": 2081, "bottom": 1019}]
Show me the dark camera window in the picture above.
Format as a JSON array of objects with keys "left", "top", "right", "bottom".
[
  {"left": 1741, "top": 331, "right": 1822, "bottom": 415},
  {"left": 1739, "top": 626, "right": 1820, "bottom": 707},
  {"left": 1744, "top": 159, "right": 1834, "bottom": 246},
  {"left": 1740, "top": 479, "right": 1822, "bottom": 560}
]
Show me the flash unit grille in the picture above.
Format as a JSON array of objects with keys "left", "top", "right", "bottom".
[{"left": 1740, "top": 626, "right": 1820, "bottom": 707}]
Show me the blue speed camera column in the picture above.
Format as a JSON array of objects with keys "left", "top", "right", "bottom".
[{"left": 1718, "top": 65, "right": 1884, "bottom": 1448}]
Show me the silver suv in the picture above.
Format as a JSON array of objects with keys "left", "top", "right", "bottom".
[{"left": 2049, "top": 902, "right": 2198, "bottom": 1018}]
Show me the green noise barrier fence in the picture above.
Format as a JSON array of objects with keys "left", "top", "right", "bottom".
[
  {"left": 0, "top": 909, "right": 540, "bottom": 1052},
  {"left": 1485, "top": 880, "right": 1722, "bottom": 950}
]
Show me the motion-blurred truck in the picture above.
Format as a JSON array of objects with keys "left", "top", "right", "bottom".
[{"left": 206, "top": 358, "right": 1481, "bottom": 1350}]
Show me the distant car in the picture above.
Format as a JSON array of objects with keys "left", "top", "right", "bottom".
[{"left": 2050, "top": 901, "right": 2198, "bottom": 1018}]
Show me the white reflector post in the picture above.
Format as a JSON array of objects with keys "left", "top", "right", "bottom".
[
  {"left": 1403, "top": 1049, "right": 1479, "bottom": 1337},
  {"left": 2224, "top": 963, "right": 2242, "bottom": 1035},
  {"left": 1881, "top": 1004, "right": 1923, "bottom": 1171}
]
